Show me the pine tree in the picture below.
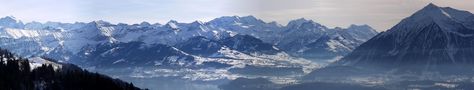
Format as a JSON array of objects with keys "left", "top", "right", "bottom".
[{"left": 0, "top": 49, "right": 142, "bottom": 90}]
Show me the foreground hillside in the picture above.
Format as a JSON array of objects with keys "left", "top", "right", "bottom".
[{"left": 0, "top": 49, "right": 141, "bottom": 90}]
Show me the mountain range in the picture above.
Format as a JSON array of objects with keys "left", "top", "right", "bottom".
[
  {"left": 0, "top": 15, "right": 377, "bottom": 90},
  {"left": 0, "top": 15, "right": 379, "bottom": 69}
]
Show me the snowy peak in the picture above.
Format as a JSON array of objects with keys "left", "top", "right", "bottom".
[
  {"left": 190, "top": 21, "right": 204, "bottom": 25},
  {"left": 207, "top": 15, "right": 268, "bottom": 27},
  {"left": 0, "top": 16, "right": 18, "bottom": 23},
  {"left": 189, "top": 21, "right": 206, "bottom": 29},
  {"left": 338, "top": 4, "right": 474, "bottom": 70},
  {"left": 287, "top": 18, "right": 309, "bottom": 26},
  {"left": 347, "top": 24, "right": 377, "bottom": 34},
  {"left": 412, "top": 3, "right": 452, "bottom": 20},
  {"left": 0, "top": 16, "right": 24, "bottom": 28},
  {"left": 239, "top": 15, "right": 265, "bottom": 24},
  {"left": 286, "top": 18, "right": 325, "bottom": 31},
  {"left": 386, "top": 3, "right": 474, "bottom": 35},
  {"left": 167, "top": 20, "right": 179, "bottom": 24},
  {"left": 348, "top": 24, "right": 371, "bottom": 30},
  {"left": 302, "top": 20, "right": 323, "bottom": 28},
  {"left": 241, "top": 15, "right": 257, "bottom": 19},
  {"left": 139, "top": 22, "right": 151, "bottom": 26},
  {"left": 343, "top": 24, "right": 378, "bottom": 41},
  {"left": 166, "top": 20, "right": 178, "bottom": 27},
  {"left": 211, "top": 15, "right": 261, "bottom": 22},
  {"left": 424, "top": 3, "right": 439, "bottom": 10},
  {"left": 207, "top": 16, "right": 240, "bottom": 25},
  {"left": 407, "top": 3, "right": 473, "bottom": 25},
  {"left": 92, "top": 20, "right": 113, "bottom": 27},
  {"left": 164, "top": 20, "right": 180, "bottom": 30},
  {"left": 288, "top": 19, "right": 326, "bottom": 32}
]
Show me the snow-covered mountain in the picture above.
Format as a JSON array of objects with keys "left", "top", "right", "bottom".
[
  {"left": 337, "top": 3, "right": 474, "bottom": 73},
  {"left": 0, "top": 15, "right": 377, "bottom": 63},
  {"left": 277, "top": 18, "right": 377, "bottom": 62},
  {"left": 0, "top": 15, "right": 377, "bottom": 90},
  {"left": 0, "top": 16, "right": 24, "bottom": 28},
  {"left": 297, "top": 4, "right": 474, "bottom": 90}
]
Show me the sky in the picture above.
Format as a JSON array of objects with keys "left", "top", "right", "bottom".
[{"left": 0, "top": 0, "right": 473, "bottom": 31}]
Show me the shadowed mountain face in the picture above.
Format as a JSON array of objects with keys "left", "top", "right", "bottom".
[
  {"left": 337, "top": 3, "right": 474, "bottom": 71},
  {"left": 220, "top": 34, "right": 281, "bottom": 55},
  {"left": 80, "top": 42, "right": 195, "bottom": 68},
  {"left": 175, "top": 36, "right": 223, "bottom": 57},
  {"left": 176, "top": 34, "right": 281, "bottom": 56},
  {"left": 302, "top": 4, "right": 474, "bottom": 87}
]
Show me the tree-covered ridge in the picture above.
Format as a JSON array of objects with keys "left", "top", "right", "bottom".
[{"left": 0, "top": 49, "right": 142, "bottom": 90}]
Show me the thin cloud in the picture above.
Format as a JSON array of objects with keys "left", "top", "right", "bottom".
[{"left": 0, "top": 0, "right": 472, "bottom": 31}]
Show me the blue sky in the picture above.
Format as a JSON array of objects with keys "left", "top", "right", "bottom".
[{"left": 1, "top": 0, "right": 473, "bottom": 31}]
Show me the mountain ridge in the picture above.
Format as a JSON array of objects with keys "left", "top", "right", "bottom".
[{"left": 0, "top": 15, "right": 377, "bottom": 63}]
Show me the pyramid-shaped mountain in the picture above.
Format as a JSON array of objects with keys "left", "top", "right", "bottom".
[{"left": 337, "top": 3, "right": 474, "bottom": 71}]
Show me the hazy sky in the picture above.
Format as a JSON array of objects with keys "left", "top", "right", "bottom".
[{"left": 0, "top": 0, "right": 473, "bottom": 31}]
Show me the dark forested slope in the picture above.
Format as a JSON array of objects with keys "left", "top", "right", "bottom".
[{"left": 0, "top": 49, "right": 142, "bottom": 90}]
